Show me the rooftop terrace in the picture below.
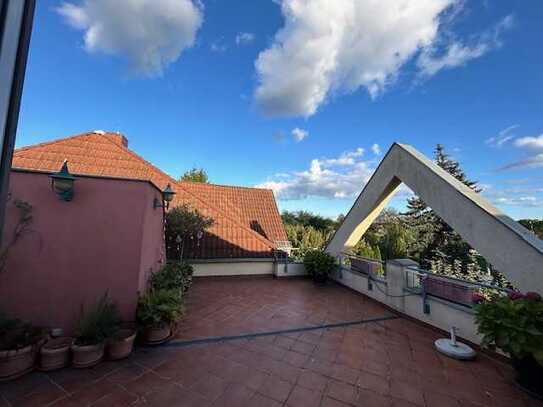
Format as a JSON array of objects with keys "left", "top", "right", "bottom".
[{"left": 1, "top": 277, "right": 539, "bottom": 407}]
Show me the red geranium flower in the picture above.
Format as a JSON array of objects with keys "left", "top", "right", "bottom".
[
  {"left": 525, "top": 292, "right": 542, "bottom": 302},
  {"left": 508, "top": 291, "right": 525, "bottom": 301},
  {"left": 472, "top": 292, "right": 485, "bottom": 304}
]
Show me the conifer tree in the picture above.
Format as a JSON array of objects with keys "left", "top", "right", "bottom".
[
  {"left": 406, "top": 144, "right": 480, "bottom": 216},
  {"left": 404, "top": 144, "right": 480, "bottom": 264}
]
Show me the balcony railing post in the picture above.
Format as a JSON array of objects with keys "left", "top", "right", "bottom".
[
  {"left": 421, "top": 274, "right": 431, "bottom": 314},
  {"left": 385, "top": 258, "right": 418, "bottom": 310}
]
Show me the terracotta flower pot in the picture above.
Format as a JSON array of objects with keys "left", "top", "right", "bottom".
[
  {"left": 71, "top": 342, "right": 104, "bottom": 368},
  {"left": 0, "top": 345, "right": 35, "bottom": 381},
  {"left": 143, "top": 323, "right": 171, "bottom": 344},
  {"left": 40, "top": 337, "right": 73, "bottom": 371},
  {"left": 107, "top": 329, "right": 136, "bottom": 360},
  {"left": 512, "top": 355, "right": 543, "bottom": 399}
]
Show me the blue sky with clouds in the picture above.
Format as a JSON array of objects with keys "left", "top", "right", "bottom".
[{"left": 16, "top": 0, "right": 543, "bottom": 220}]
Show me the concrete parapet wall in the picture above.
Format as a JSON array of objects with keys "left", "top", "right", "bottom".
[
  {"left": 332, "top": 258, "right": 482, "bottom": 345},
  {"left": 190, "top": 258, "right": 275, "bottom": 277},
  {"left": 190, "top": 259, "right": 309, "bottom": 277},
  {"left": 274, "top": 261, "right": 307, "bottom": 277},
  {"left": 327, "top": 143, "right": 543, "bottom": 294}
]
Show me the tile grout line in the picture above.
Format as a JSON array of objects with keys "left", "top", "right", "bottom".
[
  {"left": 158, "top": 314, "right": 400, "bottom": 349},
  {"left": 43, "top": 374, "right": 71, "bottom": 407},
  {"left": 0, "top": 393, "right": 11, "bottom": 407}
]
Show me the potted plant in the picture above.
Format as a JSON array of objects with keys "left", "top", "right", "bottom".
[
  {"left": 150, "top": 262, "right": 194, "bottom": 294},
  {"left": 303, "top": 250, "right": 337, "bottom": 284},
  {"left": 72, "top": 293, "right": 120, "bottom": 368},
  {"left": 0, "top": 314, "right": 46, "bottom": 381},
  {"left": 40, "top": 337, "right": 73, "bottom": 371},
  {"left": 473, "top": 290, "right": 543, "bottom": 399},
  {"left": 137, "top": 289, "right": 183, "bottom": 344},
  {"left": 106, "top": 324, "right": 136, "bottom": 360}
]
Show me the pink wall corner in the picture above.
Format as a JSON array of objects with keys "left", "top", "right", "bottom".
[
  {"left": 138, "top": 186, "right": 166, "bottom": 294},
  {"left": 0, "top": 171, "right": 164, "bottom": 334}
]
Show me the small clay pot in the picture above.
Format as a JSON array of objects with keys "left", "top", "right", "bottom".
[
  {"left": 142, "top": 323, "right": 171, "bottom": 344},
  {"left": 107, "top": 329, "right": 136, "bottom": 360},
  {"left": 40, "top": 337, "right": 73, "bottom": 371},
  {"left": 0, "top": 345, "right": 35, "bottom": 381},
  {"left": 71, "top": 342, "right": 104, "bottom": 368}
]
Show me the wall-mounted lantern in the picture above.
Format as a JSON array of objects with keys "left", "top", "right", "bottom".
[
  {"left": 153, "top": 183, "right": 176, "bottom": 210},
  {"left": 50, "top": 160, "right": 75, "bottom": 201}
]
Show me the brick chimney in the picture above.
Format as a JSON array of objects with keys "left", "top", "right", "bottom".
[{"left": 95, "top": 130, "right": 128, "bottom": 148}]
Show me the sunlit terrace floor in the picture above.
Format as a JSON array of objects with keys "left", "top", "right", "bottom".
[{"left": 1, "top": 276, "right": 541, "bottom": 407}]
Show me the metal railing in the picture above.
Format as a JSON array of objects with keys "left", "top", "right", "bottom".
[
  {"left": 405, "top": 266, "right": 511, "bottom": 309},
  {"left": 341, "top": 252, "right": 387, "bottom": 284},
  {"left": 274, "top": 241, "right": 293, "bottom": 251}
]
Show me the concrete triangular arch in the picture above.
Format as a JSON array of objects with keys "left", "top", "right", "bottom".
[{"left": 326, "top": 143, "right": 543, "bottom": 293}]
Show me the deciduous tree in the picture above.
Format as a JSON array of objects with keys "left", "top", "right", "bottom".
[{"left": 179, "top": 167, "right": 209, "bottom": 183}]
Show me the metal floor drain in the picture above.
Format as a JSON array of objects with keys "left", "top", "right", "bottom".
[{"left": 155, "top": 314, "right": 399, "bottom": 349}]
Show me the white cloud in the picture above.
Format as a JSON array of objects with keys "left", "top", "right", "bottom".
[
  {"left": 254, "top": 0, "right": 512, "bottom": 117},
  {"left": 501, "top": 134, "right": 543, "bottom": 170},
  {"left": 256, "top": 147, "right": 373, "bottom": 200},
  {"left": 493, "top": 195, "right": 543, "bottom": 208},
  {"left": 371, "top": 143, "right": 381, "bottom": 155},
  {"left": 57, "top": 0, "right": 203, "bottom": 77},
  {"left": 486, "top": 124, "right": 519, "bottom": 147},
  {"left": 483, "top": 184, "right": 543, "bottom": 207},
  {"left": 417, "top": 15, "right": 513, "bottom": 77},
  {"left": 321, "top": 147, "right": 364, "bottom": 166},
  {"left": 235, "top": 32, "right": 255, "bottom": 46},
  {"left": 291, "top": 128, "right": 308, "bottom": 142},
  {"left": 501, "top": 154, "right": 543, "bottom": 170},
  {"left": 210, "top": 42, "right": 228, "bottom": 53},
  {"left": 514, "top": 134, "right": 543, "bottom": 151}
]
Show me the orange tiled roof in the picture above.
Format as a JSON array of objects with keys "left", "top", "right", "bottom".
[
  {"left": 12, "top": 131, "right": 286, "bottom": 258},
  {"left": 179, "top": 181, "right": 287, "bottom": 242}
]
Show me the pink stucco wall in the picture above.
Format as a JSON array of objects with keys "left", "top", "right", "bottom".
[{"left": 0, "top": 171, "right": 164, "bottom": 334}]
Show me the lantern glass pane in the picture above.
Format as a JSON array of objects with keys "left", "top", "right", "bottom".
[{"left": 53, "top": 178, "right": 73, "bottom": 193}]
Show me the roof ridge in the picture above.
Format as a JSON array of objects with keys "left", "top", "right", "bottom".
[
  {"left": 179, "top": 180, "right": 274, "bottom": 192},
  {"left": 14, "top": 131, "right": 96, "bottom": 153},
  {"left": 98, "top": 135, "right": 277, "bottom": 249}
]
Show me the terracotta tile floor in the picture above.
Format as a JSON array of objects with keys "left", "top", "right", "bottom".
[
  {"left": 1, "top": 276, "right": 541, "bottom": 407},
  {"left": 176, "top": 276, "right": 393, "bottom": 340}
]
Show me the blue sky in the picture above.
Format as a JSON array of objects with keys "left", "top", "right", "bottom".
[{"left": 16, "top": 0, "right": 543, "bottom": 220}]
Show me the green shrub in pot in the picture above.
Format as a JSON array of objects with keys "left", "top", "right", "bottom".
[
  {"left": 137, "top": 289, "right": 183, "bottom": 344},
  {"left": 72, "top": 293, "right": 120, "bottom": 368},
  {"left": 0, "top": 314, "right": 44, "bottom": 351},
  {"left": 303, "top": 250, "right": 337, "bottom": 284},
  {"left": 150, "top": 262, "right": 194, "bottom": 294},
  {"left": 0, "top": 314, "right": 46, "bottom": 381},
  {"left": 473, "top": 290, "right": 543, "bottom": 398}
]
